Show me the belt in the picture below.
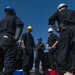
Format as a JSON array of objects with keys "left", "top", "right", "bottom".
[
  {"left": 26, "top": 45, "right": 33, "bottom": 47},
  {"left": 59, "top": 23, "right": 75, "bottom": 29},
  {"left": 0, "top": 31, "right": 14, "bottom": 36},
  {"left": 64, "top": 22, "right": 75, "bottom": 26}
]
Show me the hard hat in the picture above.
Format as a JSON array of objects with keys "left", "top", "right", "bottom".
[
  {"left": 5, "top": 6, "right": 15, "bottom": 12},
  {"left": 48, "top": 28, "right": 53, "bottom": 32},
  {"left": 57, "top": 3, "right": 67, "bottom": 10},
  {"left": 27, "top": 26, "right": 32, "bottom": 30},
  {"left": 37, "top": 37, "right": 42, "bottom": 41},
  {"left": 18, "top": 40, "right": 21, "bottom": 43}
]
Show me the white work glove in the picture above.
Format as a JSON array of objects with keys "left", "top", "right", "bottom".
[{"left": 47, "top": 47, "right": 52, "bottom": 50}]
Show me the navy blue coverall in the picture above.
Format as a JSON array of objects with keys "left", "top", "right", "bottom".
[
  {"left": 48, "top": 9, "right": 75, "bottom": 74},
  {"left": 35, "top": 42, "right": 46, "bottom": 73},
  {"left": 21, "top": 32, "right": 35, "bottom": 72},
  {"left": 47, "top": 33, "right": 58, "bottom": 69},
  {"left": 0, "top": 15, "right": 23, "bottom": 74},
  {"left": 15, "top": 43, "right": 23, "bottom": 70}
]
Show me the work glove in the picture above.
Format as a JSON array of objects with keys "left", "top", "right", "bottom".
[
  {"left": 47, "top": 47, "right": 52, "bottom": 50},
  {"left": 56, "top": 28, "right": 60, "bottom": 33}
]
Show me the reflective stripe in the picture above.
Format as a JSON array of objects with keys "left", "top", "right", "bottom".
[{"left": 4, "top": 35, "right": 8, "bottom": 38}]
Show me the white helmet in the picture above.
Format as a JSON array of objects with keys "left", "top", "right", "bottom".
[
  {"left": 48, "top": 28, "right": 53, "bottom": 32},
  {"left": 57, "top": 3, "right": 67, "bottom": 10}
]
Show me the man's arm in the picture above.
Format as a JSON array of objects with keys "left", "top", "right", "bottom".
[
  {"left": 15, "top": 27, "right": 23, "bottom": 41},
  {"left": 52, "top": 24, "right": 60, "bottom": 33},
  {"left": 52, "top": 41, "right": 58, "bottom": 49},
  {"left": 14, "top": 16, "right": 24, "bottom": 41},
  {"left": 22, "top": 39, "right": 26, "bottom": 48},
  {"left": 48, "top": 12, "right": 60, "bottom": 33},
  {"left": 35, "top": 44, "right": 38, "bottom": 53},
  {"left": 52, "top": 34, "right": 59, "bottom": 48}
]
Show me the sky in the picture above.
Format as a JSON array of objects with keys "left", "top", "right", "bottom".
[{"left": 0, "top": 0, "right": 75, "bottom": 52}]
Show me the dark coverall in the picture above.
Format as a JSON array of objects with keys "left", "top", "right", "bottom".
[
  {"left": 15, "top": 44, "right": 23, "bottom": 70},
  {"left": 21, "top": 32, "right": 35, "bottom": 74},
  {"left": 48, "top": 9, "right": 75, "bottom": 74},
  {"left": 35, "top": 42, "right": 46, "bottom": 74},
  {"left": 47, "top": 34, "right": 58, "bottom": 69},
  {"left": 0, "top": 15, "right": 23, "bottom": 74}
]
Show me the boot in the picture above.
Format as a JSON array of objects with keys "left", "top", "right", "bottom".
[
  {"left": 35, "top": 68, "right": 39, "bottom": 75},
  {"left": 42, "top": 71, "right": 45, "bottom": 75}
]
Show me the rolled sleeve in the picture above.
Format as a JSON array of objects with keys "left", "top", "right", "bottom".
[
  {"left": 15, "top": 16, "right": 24, "bottom": 28},
  {"left": 48, "top": 12, "right": 59, "bottom": 25}
]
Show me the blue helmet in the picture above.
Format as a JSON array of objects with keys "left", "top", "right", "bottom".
[
  {"left": 5, "top": 6, "right": 15, "bottom": 12},
  {"left": 38, "top": 37, "right": 42, "bottom": 41}
]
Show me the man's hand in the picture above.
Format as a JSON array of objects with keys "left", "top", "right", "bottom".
[
  {"left": 57, "top": 28, "right": 60, "bottom": 33},
  {"left": 46, "top": 47, "right": 52, "bottom": 50}
]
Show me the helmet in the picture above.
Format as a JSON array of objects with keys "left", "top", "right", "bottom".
[
  {"left": 27, "top": 26, "right": 32, "bottom": 30},
  {"left": 5, "top": 6, "right": 15, "bottom": 12},
  {"left": 48, "top": 28, "right": 53, "bottom": 32},
  {"left": 38, "top": 37, "right": 42, "bottom": 41},
  {"left": 57, "top": 3, "right": 67, "bottom": 10},
  {"left": 18, "top": 40, "right": 21, "bottom": 43}
]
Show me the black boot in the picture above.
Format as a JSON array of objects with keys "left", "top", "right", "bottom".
[
  {"left": 41, "top": 71, "right": 45, "bottom": 75},
  {"left": 35, "top": 68, "right": 39, "bottom": 75}
]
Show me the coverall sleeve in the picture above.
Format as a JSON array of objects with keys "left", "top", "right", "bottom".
[
  {"left": 55, "top": 34, "right": 59, "bottom": 41},
  {"left": 33, "top": 37, "right": 35, "bottom": 48},
  {"left": 47, "top": 37, "right": 49, "bottom": 44},
  {"left": 14, "top": 16, "right": 24, "bottom": 28},
  {"left": 21, "top": 33, "right": 26, "bottom": 41},
  {"left": 21, "top": 33, "right": 26, "bottom": 48},
  {"left": 48, "top": 12, "right": 59, "bottom": 25}
]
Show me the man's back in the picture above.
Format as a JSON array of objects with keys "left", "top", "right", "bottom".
[
  {"left": 58, "top": 10, "right": 75, "bottom": 24},
  {"left": 0, "top": 15, "right": 15, "bottom": 35},
  {"left": 49, "top": 9, "right": 75, "bottom": 26}
]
